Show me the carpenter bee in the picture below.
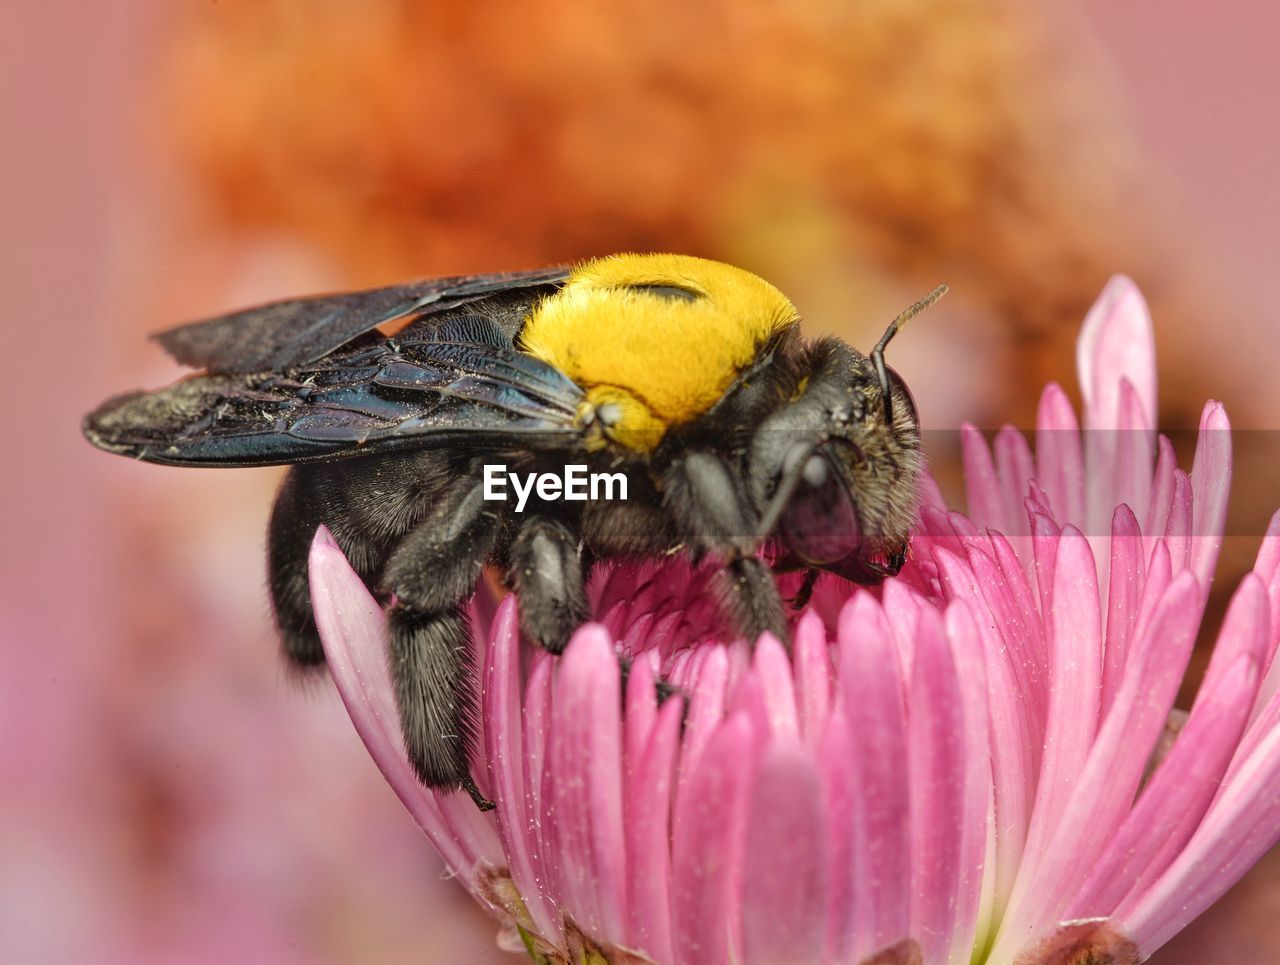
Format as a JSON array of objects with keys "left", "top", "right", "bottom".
[{"left": 85, "top": 253, "right": 941, "bottom": 807}]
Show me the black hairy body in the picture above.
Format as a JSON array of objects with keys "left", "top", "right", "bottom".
[{"left": 84, "top": 254, "right": 929, "bottom": 807}]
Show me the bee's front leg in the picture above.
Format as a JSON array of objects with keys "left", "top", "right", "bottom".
[
  {"left": 827, "top": 540, "right": 910, "bottom": 585},
  {"left": 662, "top": 452, "right": 788, "bottom": 648}
]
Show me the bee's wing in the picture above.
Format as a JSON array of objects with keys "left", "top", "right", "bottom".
[
  {"left": 85, "top": 315, "right": 584, "bottom": 467},
  {"left": 152, "top": 266, "right": 570, "bottom": 374}
]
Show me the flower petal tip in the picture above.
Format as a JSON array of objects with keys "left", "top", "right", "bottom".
[
  {"left": 1077, "top": 276, "right": 1156, "bottom": 430},
  {"left": 1199, "top": 399, "right": 1230, "bottom": 430}
]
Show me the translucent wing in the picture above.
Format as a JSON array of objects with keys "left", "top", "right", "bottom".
[
  {"left": 85, "top": 315, "right": 584, "bottom": 466},
  {"left": 152, "top": 266, "right": 570, "bottom": 374}
]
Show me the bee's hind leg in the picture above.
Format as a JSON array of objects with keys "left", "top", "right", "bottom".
[
  {"left": 381, "top": 479, "right": 500, "bottom": 807},
  {"left": 267, "top": 465, "right": 398, "bottom": 671},
  {"left": 267, "top": 463, "right": 399, "bottom": 673}
]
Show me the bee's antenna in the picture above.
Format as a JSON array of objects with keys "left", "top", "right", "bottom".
[{"left": 872, "top": 284, "right": 947, "bottom": 424}]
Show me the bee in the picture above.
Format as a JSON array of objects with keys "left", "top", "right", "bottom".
[{"left": 85, "top": 253, "right": 941, "bottom": 807}]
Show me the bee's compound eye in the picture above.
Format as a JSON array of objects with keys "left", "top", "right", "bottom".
[{"left": 779, "top": 453, "right": 861, "bottom": 565}]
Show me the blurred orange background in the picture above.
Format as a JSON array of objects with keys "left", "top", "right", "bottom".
[{"left": 4, "top": 2, "right": 1279, "bottom": 962}]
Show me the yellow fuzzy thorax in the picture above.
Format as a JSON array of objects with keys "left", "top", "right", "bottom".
[{"left": 520, "top": 254, "right": 800, "bottom": 452}]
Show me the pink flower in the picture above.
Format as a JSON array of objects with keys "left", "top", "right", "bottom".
[{"left": 309, "top": 277, "right": 1280, "bottom": 964}]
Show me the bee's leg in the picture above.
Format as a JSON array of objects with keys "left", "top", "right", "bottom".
[
  {"left": 663, "top": 452, "right": 789, "bottom": 646},
  {"left": 619, "top": 656, "right": 686, "bottom": 710},
  {"left": 506, "top": 515, "right": 589, "bottom": 654},
  {"left": 715, "top": 555, "right": 791, "bottom": 646},
  {"left": 831, "top": 541, "right": 910, "bottom": 584},
  {"left": 509, "top": 515, "right": 692, "bottom": 722},
  {"left": 381, "top": 481, "right": 500, "bottom": 803},
  {"left": 267, "top": 468, "right": 327, "bottom": 668},
  {"left": 885, "top": 542, "right": 909, "bottom": 576},
  {"left": 788, "top": 568, "right": 820, "bottom": 610},
  {"left": 267, "top": 464, "right": 389, "bottom": 671}
]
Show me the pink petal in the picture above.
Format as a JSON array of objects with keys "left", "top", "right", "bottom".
[
  {"left": 838, "top": 594, "right": 912, "bottom": 959},
  {"left": 941, "top": 601, "right": 991, "bottom": 960},
  {"left": 1253, "top": 514, "right": 1280, "bottom": 692},
  {"left": 741, "top": 742, "right": 827, "bottom": 965},
  {"left": 548, "top": 625, "right": 627, "bottom": 944},
  {"left": 624, "top": 650, "right": 659, "bottom": 770},
  {"left": 524, "top": 654, "right": 557, "bottom": 903},
  {"left": 992, "top": 572, "right": 1199, "bottom": 957},
  {"left": 996, "top": 528, "right": 1101, "bottom": 941},
  {"left": 1134, "top": 540, "right": 1173, "bottom": 645},
  {"left": 308, "top": 529, "right": 499, "bottom": 883},
  {"left": 1077, "top": 275, "right": 1157, "bottom": 435},
  {"left": 625, "top": 696, "right": 682, "bottom": 964},
  {"left": 962, "top": 423, "right": 1003, "bottom": 531},
  {"left": 1189, "top": 401, "right": 1232, "bottom": 586},
  {"left": 650, "top": 610, "right": 686, "bottom": 662},
  {"left": 1029, "top": 511, "right": 1063, "bottom": 616},
  {"left": 1261, "top": 689, "right": 1280, "bottom": 757},
  {"left": 1092, "top": 653, "right": 1257, "bottom": 916},
  {"left": 1231, "top": 678, "right": 1280, "bottom": 787},
  {"left": 1195, "top": 574, "right": 1269, "bottom": 714},
  {"left": 1074, "top": 575, "right": 1268, "bottom": 918},
  {"left": 987, "top": 530, "right": 1047, "bottom": 668},
  {"left": 622, "top": 581, "right": 659, "bottom": 631},
  {"left": 968, "top": 577, "right": 1035, "bottom": 913},
  {"left": 948, "top": 509, "right": 983, "bottom": 541},
  {"left": 1078, "top": 277, "right": 1156, "bottom": 547},
  {"left": 753, "top": 633, "right": 800, "bottom": 742},
  {"left": 671, "top": 714, "right": 756, "bottom": 965},
  {"left": 920, "top": 503, "right": 959, "bottom": 543},
  {"left": 1163, "top": 470, "right": 1192, "bottom": 574},
  {"left": 482, "top": 595, "right": 557, "bottom": 938},
  {"left": 1101, "top": 505, "right": 1146, "bottom": 720},
  {"left": 965, "top": 543, "right": 1047, "bottom": 742},
  {"left": 1143, "top": 435, "right": 1178, "bottom": 558},
  {"left": 1112, "top": 379, "right": 1155, "bottom": 524},
  {"left": 936, "top": 543, "right": 1032, "bottom": 709},
  {"left": 932, "top": 545, "right": 979, "bottom": 608},
  {"left": 907, "top": 608, "right": 969, "bottom": 964},
  {"left": 792, "top": 610, "right": 832, "bottom": 747},
  {"left": 1254, "top": 509, "right": 1280, "bottom": 584},
  {"left": 1119, "top": 721, "right": 1280, "bottom": 956},
  {"left": 1026, "top": 479, "right": 1054, "bottom": 519},
  {"left": 597, "top": 599, "right": 627, "bottom": 639},
  {"left": 590, "top": 561, "right": 632, "bottom": 616},
  {"left": 725, "top": 670, "right": 770, "bottom": 754},
  {"left": 664, "top": 648, "right": 696, "bottom": 692},
  {"left": 618, "top": 611, "right": 657, "bottom": 660},
  {"left": 1229, "top": 553, "right": 1280, "bottom": 770},
  {"left": 995, "top": 425, "right": 1035, "bottom": 537},
  {"left": 675, "top": 645, "right": 730, "bottom": 807},
  {"left": 880, "top": 580, "right": 922, "bottom": 682},
  {"left": 819, "top": 710, "right": 857, "bottom": 963},
  {"left": 725, "top": 638, "right": 754, "bottom": 687},
  {"left": 1035, "top": 382, "right": 1084, "bottom": 527}
]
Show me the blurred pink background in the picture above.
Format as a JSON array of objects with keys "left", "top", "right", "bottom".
[{"left": 4, "top": 3, "right": 1279, "bottom": 963}]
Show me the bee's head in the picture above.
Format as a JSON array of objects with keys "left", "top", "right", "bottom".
[{"left": 749, "top": 288, "right": 943, "bottom": 575}]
